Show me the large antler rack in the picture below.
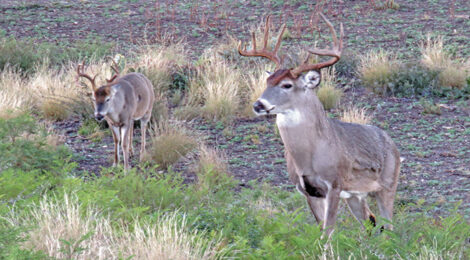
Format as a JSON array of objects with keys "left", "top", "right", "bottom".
[
  {"left": 290, "top": 13, "right": 344, "bottom": 78},
  {"left": 76, "top": 61, "right": 99, "bottom": 91},
  {"left": 238, "top": 15, "right": 287, "bottom": 70}
]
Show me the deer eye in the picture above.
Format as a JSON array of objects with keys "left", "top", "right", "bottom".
[
  {"left": 105, "top": 98, "right": 110, "bottom": 102},
  {"left": 281, "top": 84, "right": 293, "bottom": 89}
]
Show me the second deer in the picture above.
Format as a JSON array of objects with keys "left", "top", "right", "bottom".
[
  {"left": 238, "top": 14, "right": 400, "bottom": 236},
  {"left": 77, "top": 60, "right": 155, "bottom": 170}
]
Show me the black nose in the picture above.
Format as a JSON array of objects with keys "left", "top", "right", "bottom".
[
  {"left": 253, "top": 101, "right": 265, "bottom": 113},
  {"left": 95, "top": 114, "right": 104, "bottom": 121}
]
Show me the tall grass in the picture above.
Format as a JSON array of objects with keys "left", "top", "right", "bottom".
[
  {"left": 340, "top": 106, "right": 372, "bottom": 124},
  {"left": 316, "top": 68, "right": 343, "bottom": 110},
  {"left": 195, "top": 145, "right": 234, "bottom": 192},
  {"left": 243, "top": 64, "right": 271, "bottom": 116},
  {"left": 358, "top": 49, "right": 399, "bottom": 95},
  {"left": 420, "top": 35, "right": 469, "bottom": 89},
  {"left": 0, "top": 66, "right": 33, "bottom": 117},
  {"left": 187, "top": 53, "right": 241, "bottom": 122},
  {"left": 132, "top": 44, "right": 188, "bottom": 94},
  {"left": 14, "top": 194, "right": 224, "bottom": 260},
  {"left": 0, "top": 59, "right": 118, "bottom": 120},
  {"left": 143, "top": 122, "right": 197, "bottom": 169}
]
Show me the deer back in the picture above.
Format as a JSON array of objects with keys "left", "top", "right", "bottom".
[{"left": 116, "top": 72, "right": 155, "bottom": 120}]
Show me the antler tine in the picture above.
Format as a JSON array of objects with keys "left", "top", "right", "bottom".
[
  {"left": 106, "top": 57, "right": 120, "bottom": 83},
  {"left": 263, "top": 15, "right": 270, "bottom": 49},
  {"left": 237, "top": 14, "right": 285, "bottom": 69},
  {"left": 290, "top": 13, "right": 344, "bottom": 78},
  {"left": 76, "top": 60, "right": 98, "bottom": 91}
]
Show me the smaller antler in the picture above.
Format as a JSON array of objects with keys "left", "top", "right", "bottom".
[
  {"left": 106, "top": 57, "right": 120, "bottom": 83},
  {"left": 290, "top": 13, "right": 344, "bottom": 78},
  {"left": 76, "top": 61, "right": 99, "bottom": 91},
  {"left": 238, "top": 15, "right": 287, "bottom": 70}
]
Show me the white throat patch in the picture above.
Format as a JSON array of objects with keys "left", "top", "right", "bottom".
[{"left": 276, "top": 109, "right": 302, "bottom": 127}]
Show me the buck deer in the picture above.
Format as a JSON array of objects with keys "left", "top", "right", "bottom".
[
  {"left": 77, "top": 61, "right": 155, "bottom": 170},
  {"left": 238, "top": 14, "right": 400, "bottom": 236}
]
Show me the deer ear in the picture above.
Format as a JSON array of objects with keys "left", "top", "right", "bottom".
[{"left": 304, "top": 70, "right": 321, "bottom": 89}]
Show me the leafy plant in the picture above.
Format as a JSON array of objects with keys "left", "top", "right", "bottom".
[{"left": 0, "top": 113, "right": 71, "bottom": 173}]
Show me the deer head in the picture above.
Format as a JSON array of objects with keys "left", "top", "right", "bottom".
[
  {"left": 238, "top": 14, "right": 344, "bottom": 116},
  {"left": 76, "top": 61, "right": 120, "bottom": 121}
]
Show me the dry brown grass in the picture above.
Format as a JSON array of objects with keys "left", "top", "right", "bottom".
[
  {"left": 340, "top": 106, "right": 372, "bottom": 124},
  {"left": 144, "top": 122, "right": 197, "bottom": 169},
  {"left": 419, "top": 35, "right": 469, "bottom": 89},
  {"left": 357, "top": 49, "right": 399, "bottom": 94},
  {"left": 132, "top": 44, "right": 187, "bottom": 94},
  {"left": 0, "top": 59, "right": 114, "bottom": 119},
  {"left": 420, "top": 35, "right": 448, "bottom": 70},
  {"left": 13, "top": 194, "right": 224, "bottom": 260},
  {"left": 316, "top": 68, "right": 342, "bottom": 110},
  {"left": 187, "top": 52, "right": 241, "bottom": 122},
  {"left": 242, "top": 64, "right": 272, "bottom": 116},
  {"left": 0, "top": 66, "right": 33, "bottom": 117},
  {"left": 195, "top": 145, "right": 231, "bottom": 191}
]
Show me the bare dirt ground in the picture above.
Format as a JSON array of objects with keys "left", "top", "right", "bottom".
[{"left": 2, "top": 0, "right": 469, "bottom": 215}]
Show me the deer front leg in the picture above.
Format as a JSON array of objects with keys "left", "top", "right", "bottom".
[
  {"left": 111, "top": 125, "right": 121, "bottom": 167},
  {"left": 323, "top": 187, "right": 341, "bottom": 238},
  {"left": 120, "top": 123, "right": 131, "bottom": 170},
  {"left": 296, "top": 184, "right": 326, "bottom": 225},
  {"left": 128, "top": 122, "right": 134, "bottom": 158}
]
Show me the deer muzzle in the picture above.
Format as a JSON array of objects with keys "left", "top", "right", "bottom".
[
  {"left": 94, "top": 112, "right": 105, "bottom": 121},
  {"left": 253, "top": 99, "right": 275, "bottom": 115}
]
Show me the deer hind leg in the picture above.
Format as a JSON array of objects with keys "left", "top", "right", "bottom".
[
  {"left": 111, "top": 125, "right": 121, "bottom": 167},
  {"left": 128, "top": 122, "right": 134, "bottom": 158},
  {"left": 346, "top": 195, "right": 376, "bottom": 227},
  {"left": 139, "top": 114, "right": 151, "bottom": 162}
]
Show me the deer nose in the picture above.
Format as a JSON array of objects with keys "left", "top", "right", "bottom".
[
  {"left": 253, "top": 100, "right": 266, "bottom": 113},
  {"left": 95, "top": 113, "right": 104, "bottom": 121}
]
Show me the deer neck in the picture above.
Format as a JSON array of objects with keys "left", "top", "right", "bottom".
[{"left": 276, "top": 92, "right": 333, "bottom": 166}]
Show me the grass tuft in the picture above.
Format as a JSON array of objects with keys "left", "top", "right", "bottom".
[
  {"left": 340, "top": 106, "right": 372, "bottom": 124},
  {"left": 187, "top": 53, "right": 241, "bottom": 123},
  {"left": 144, "top": 122, "right": 197, "bottom": 169},
  {"left": 419, "top": 35, "right": 469, "bottom": 89},
  {"left": 15, "top": 194, "right": 223, "bottom": 260},
  {"left": 316, "top": 68, "right": 342, "bottom": 110},
  {"left": 358, "top": 49, "right": 399, "bottom": 95},
  {"left": 195, "top": 145, "right": 234, "bottom": 192}
]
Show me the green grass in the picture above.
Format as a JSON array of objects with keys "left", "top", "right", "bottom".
[{"left": 0, "top": 113, "right": 469, "bottom": 259}]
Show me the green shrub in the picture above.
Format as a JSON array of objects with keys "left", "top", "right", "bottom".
[
  {"left": 0, "top": 113, "right": 71, "bottom": 173},
  {"left": 0, "top": 222, "right": 48, "bottom": 259},
  {"left": 334, "top": 51, "right": 359, "bottom": 78},
  {"left": 0, "top": 37, "right": 43, "bottom": 73},
  {"left": 389, "top": 63, "right": 439, "bottom": 97}
]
